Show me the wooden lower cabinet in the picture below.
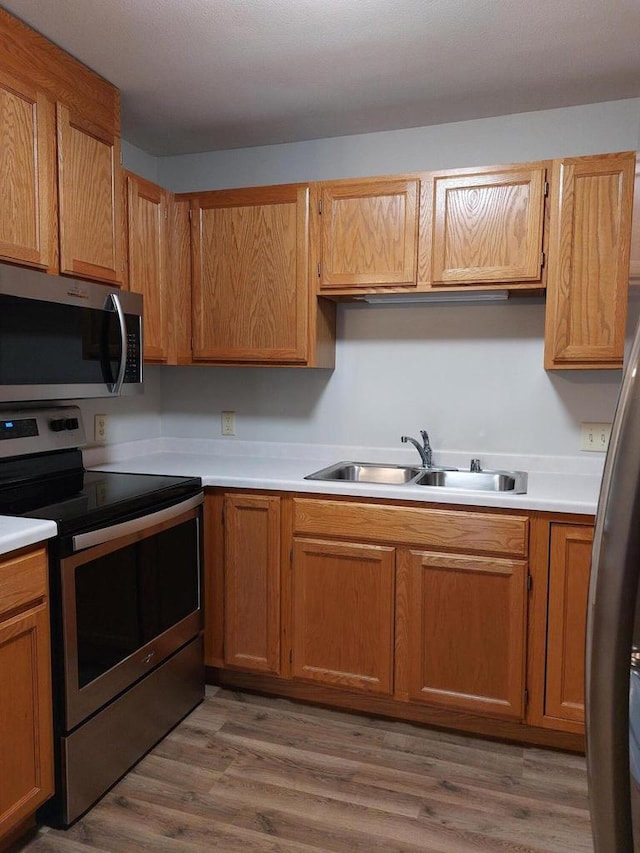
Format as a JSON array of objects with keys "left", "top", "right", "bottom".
[
  {"left": 291, "top": 538, "right": 395, "bottom": 694},
  {"left": 544, "top": 523, "right": 593, "bottom": 729},
  {"left": 0, "top": 546, "right": 53, "bottom": 844},
  {"left": 401, "top": 549, "right": 528, "bottom": 719},
  {"left": 208, "top": 490, "right": 593, "bottom": 749},
  {"left": 222, "top": 494, "right": 281, "bottom": 675}
]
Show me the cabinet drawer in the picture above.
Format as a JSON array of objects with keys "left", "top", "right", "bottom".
[
  {"left": 0, "top": 547, "right": 48, "bottom": 617},
  {"left": 293, "top": 499, "right": 528, "bottom": 556}
]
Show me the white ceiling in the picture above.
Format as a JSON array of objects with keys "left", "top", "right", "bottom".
[{"left": 2, "top": 0, "right": 640, "bottom": 156}]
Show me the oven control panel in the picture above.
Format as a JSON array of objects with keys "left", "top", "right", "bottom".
[{"left": 0, "top": 405, "right": 86, "bottom": 458}]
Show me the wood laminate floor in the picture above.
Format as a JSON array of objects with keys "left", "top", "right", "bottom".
[{"left": 15, "top": 686, "right": 593, "bottom": 853}]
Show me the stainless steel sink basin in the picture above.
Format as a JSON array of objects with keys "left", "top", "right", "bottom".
[
  {"left": 415, "top": 469, "right": 528, "bottom": 493},
  {"left": 305, "top": 461, "right": 527, "bottom": 493},
  {"left": 305, "top": 461, "right": 423, "bottom": 485}
]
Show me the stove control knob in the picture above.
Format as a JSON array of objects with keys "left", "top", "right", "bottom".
[
  {"left": 65, "top": 418, "right": 79, "bottom": 430},
  {"left": 50, "top": 418, "right": 66, "bottom": 432}
]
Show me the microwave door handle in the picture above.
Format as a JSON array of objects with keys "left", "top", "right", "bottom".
[{"left": 108, "top": 292, "right": 127, "bottom": 395}]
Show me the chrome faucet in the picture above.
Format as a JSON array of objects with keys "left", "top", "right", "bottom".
[{"left": 401, "top": 429, "right": 433, "bottom": 468}]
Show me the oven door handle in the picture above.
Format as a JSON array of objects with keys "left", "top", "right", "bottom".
[{"left": 71, "top": 492, "right": 204, "bottom": 552}]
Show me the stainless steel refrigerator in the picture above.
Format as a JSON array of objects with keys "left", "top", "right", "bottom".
[{"left": 587, "top": 317, "right": 640, "bottom": 852}]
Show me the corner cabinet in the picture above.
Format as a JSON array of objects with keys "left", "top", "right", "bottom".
[
  {"left": 189, "top": 184, "right": 335, "bottom": 366},
  {"left": 544, "top": 152, "right": 635, "bottom": 369},
  {"left": 0, "top": 546, "right": 53, "bottom": 844},
  {"left": 419, "top": 163, "right": 548, "bottom": 287},
  {"left": 124, "top": 172, "right": 170, "bottom": 362},
  {"left": 314, "top": 178, "right": 419, "bottom": 291}
]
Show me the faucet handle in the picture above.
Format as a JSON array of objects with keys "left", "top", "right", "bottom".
[{"left": 470, "top": 458, "right": 482, "bottom": 472}]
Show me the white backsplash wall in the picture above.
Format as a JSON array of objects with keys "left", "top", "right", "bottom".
[{"left": 158, "top": 299, "right": 625, "bottom": 459}]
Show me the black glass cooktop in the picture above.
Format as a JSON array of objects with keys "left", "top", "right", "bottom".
[{"left": 0, "top": 449, "right": 202, "bottom": 535}]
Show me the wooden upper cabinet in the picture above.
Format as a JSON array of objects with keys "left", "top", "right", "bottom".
[
  {"left": 544, "top": 524, "right": 592, "bottom": 731},
  {"left": 421, "top": 164, "right": 547, "bottom": 286},
  {"left": 57, "top": 103, "right": 123, "bottom": 285},
  {"left": 404, "top": 549, "right": 528, "bottom": 720},
  {"left": 291, "top": 538, "right": 395, "bottom": 695},
  {"left": 544, "top": 152, "right": 635, "bottom": 369},
  {"left": 125, "top": 172, "right": 169, "bottom": 362},
  {"left": 0, "top": 71, "right": 55, "bottom": 270},
  {"left": 191, "top": 184, "right": 311, "bottom": 363},
  {"left": 316, "top": 178, "right": 418, "bottom": 290},
  {"left": 223, "top": 494, "right": 281, "bottom": 675},
  {"left": 629, "top": 157, "right": 640, "bottom": 281}
]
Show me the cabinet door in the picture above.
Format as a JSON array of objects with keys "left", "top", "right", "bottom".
[
  {"left": 545, "top": 524, "right": 592, "bottom": 728},
  {"left": 57, "top": 103, "right": 123, "bottom": 284},
  {"left": 318, "top": 179, "right": 418, "bottom": 289},
  {"left": 224, "top": 494, "right": 281, "bottom": 674},
  {"left": 426, "top": 165, "right": 546, "bottom": 285},
  {"left": 629, "top": 159, "right": 640, "bottom": 281},
  {"left": 0, "top": 602, "right": 53, "bottom": 838},
  {"left": 404, "top": 550, "right": 528, "bottom": 719},
  {"left": 544, "top": 152, "right": 635, "bottom": 369},
  {"left": 0, "top": 71, "right": 55, "bottom": 269},
  {"left": 291, "top": 538, "right": 395, "bottom": 695},
  {"left": 191, "top": 185, "right": 309, "bottom": 362},
  {"left": 125, "top": 172, "right": 169, "bottom": 362}
]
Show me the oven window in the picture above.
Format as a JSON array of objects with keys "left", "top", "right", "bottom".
[{"left": 74, "top": 518, "right": 199, "bottom": 688}]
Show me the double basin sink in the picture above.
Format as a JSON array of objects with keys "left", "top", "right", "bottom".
[{"left": 305, "top": 462, "right": 527, "bottom": 493}]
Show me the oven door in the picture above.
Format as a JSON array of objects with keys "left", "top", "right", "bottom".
[{"left": 59, "top": 494, "right": 203, "bottom": 730}]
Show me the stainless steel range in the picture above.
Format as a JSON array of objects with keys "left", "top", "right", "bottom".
[{"left": 0, "top": 406, "right": 204, "bottom": 826}]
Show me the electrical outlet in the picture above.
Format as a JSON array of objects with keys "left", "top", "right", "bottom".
[
  {"left": 221, "top": 411, "right": 236, "bottom": 436},
  {"left": 581, "top": 422, "right": 612, "bottom": 452},
  {"left": 94, "top": 413, "right": 107, "bottom": 443}
]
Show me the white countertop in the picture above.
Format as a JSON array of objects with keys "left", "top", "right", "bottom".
[
  {"left": 0, "top": 438, "right": 603, "bottom": 558},
  {"left": 0, "top": 516, "right": 57, "bottom": 558},
  {"left": 85, "top": 437, "right": 604, "bottom": 516}
]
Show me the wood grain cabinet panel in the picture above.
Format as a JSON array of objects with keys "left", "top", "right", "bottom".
[
  {"left": 317, "top": 178, "right": 418, "bottom": 290},
  {"left": 424, "top": 165, "right": 547, "bottom": 285},
  {"left": 191, "top": 184, "right": 310, "bottom": 363},
  {"left": 545, "top": 524, "right": 592, "bottom": 729},
  {"left": 291, "top": 538, "right": 395, "bottom": 695},
  {"left": 0, "top": 547, "right": 53, "bottom": 843},
  {"left": 57, "top": 103, "right": 123, "bottom": 284},
  {"left": 0, "top": 71, "right": 55, "bottom": 269},
  {"left": 404, "top": 550, "right": 528, "bottom": 720},
  {"left": 223, "top": 494, "right": 281, "bottom": 674},
  {"left": 545, "top": 152, "right": 635, "bottom": 369},
  {"left": 629, "top": 158, "right": 640, "bottom": 281},
  {"left": 125, "top": 172, "right": 169, "bottom": 362}
]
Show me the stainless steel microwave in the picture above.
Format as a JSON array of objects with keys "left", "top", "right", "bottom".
[{"left": 0, "top": 264, "right": 143, "bottom": 402}]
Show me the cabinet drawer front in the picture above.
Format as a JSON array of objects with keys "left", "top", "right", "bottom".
[
  {"left": 293, "top": 499, "right": 528, "bottom": 556},
  {"left": 0, "top": 548, "right": 47, "bottom": 617}
]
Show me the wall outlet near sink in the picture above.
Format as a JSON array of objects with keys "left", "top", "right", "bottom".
[
  {"left": 221, "top": 411, "right": 236, "bottom": 436},
  {"left": 581, "top": 422, "right": 612, "bottom": 452}
]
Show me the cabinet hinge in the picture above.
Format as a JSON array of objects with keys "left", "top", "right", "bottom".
[
  {"left": 540, "top": 251, "right": 545, "bottom": 269},
  {"left": 318, "top": 198, "right": 322, "bottom": 214},
  {"left": 524, "top": 688, "right": 529, "bottom": 707},
  {"left": 317, "top": 262, "right": 321, "bottom": 278},
  {"left": 188, "top": 208, "right": 193, "bottom": 220},
  {"left": 289, "top": 548, "right": 293, "bottom": 565},
  {"left": 164, "top": 208, "right": 168, "bottom": 220},
  {"left": 527, "top": 573, "right": 533, "bottom": 592},
  {"left": 289, "top": 648, "right": 293, "bottom": 665},
  {"left": 544, "top": 180, "right": 549, "bottom": 197}
]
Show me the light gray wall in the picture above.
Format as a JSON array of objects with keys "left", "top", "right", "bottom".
[
  {"left": 116, "top": 98, "right": 640, "bottom": 460},
  {"left": 157, "top": 98, "right": 640, "bottom": 191},
  {"left": 121, "top": 139, "right": 159, "bottom": 183}
]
